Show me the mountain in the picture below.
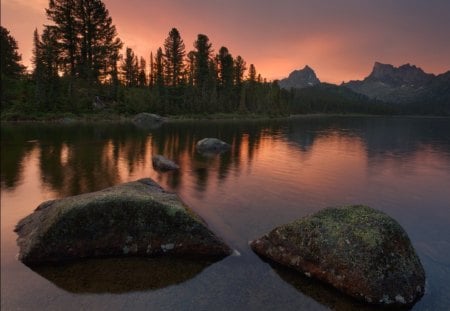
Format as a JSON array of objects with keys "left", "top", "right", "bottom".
[
  {"left": 344, "top": 62, "right": 436, "bottom": 103},
  {"left": 343, "top": 62, "right": 450, "bottom": 114},
  {"left": 279, "top": 65, "right": 320, "bottom": 89}
]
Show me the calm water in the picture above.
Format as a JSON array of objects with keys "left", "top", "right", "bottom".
[{"left": 1, "top": 116, "right": 450, "bottom": 310}]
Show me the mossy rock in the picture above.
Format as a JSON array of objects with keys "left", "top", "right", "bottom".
[
  {"left": 250, "top": 205, "right": 425, "bottom": 306},
  {"left": 132, "top": 113, "right": 165, "bottom": 129},
  {"left": 152, "top": 155, "right": 180, "bottom": 171},
  {"left": 196, "top": 138, "right": 230, "bottom": 154},
  {"left": 15, "top": 179, "right": 231, "bottom": 265}
]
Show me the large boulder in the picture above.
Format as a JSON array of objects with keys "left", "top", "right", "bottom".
[
  {"left": 132, "top": 113, "right": 165, "bottom": 129},
  {"left": 15, "top": 179, "right": 231, "bottom": 265},
  {"left": 250, "top": 205, "right": 425, "bottom": 306},
  {"left": 196, "top": 138, "right": 230, "bottom": 154},
  {"left": 152, "top": 155, "right": 179, "bottom": 171}
]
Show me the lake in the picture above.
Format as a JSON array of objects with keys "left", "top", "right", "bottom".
[{"left": 1, "top": 116, "right": 450, "bottom": 310}]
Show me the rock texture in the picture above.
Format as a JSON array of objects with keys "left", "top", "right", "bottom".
[
  {"left": 196, "top": 138, "right": 230, "bottom": 154},
  {"left": 152, "top": 155, "right": 179, "bottom": 171},
  {"left": 279, "top": 65, "right": 320, "bottom": 90},
  {"left": 15, "top": 179, "right": 231, "bottom": 265},
  {"left": 250, "top": 205, "right": 425, "bottom": 306},
  {"left": 132, "top": 113, "right": 165, "bottom": 129}
]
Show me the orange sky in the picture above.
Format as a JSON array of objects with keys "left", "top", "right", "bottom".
[{"left": 2, "top": 0, "right": 450, "bottom": 83}]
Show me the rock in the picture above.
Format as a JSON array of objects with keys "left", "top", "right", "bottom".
[
  {"left": 152, "top": 155, "right": 179, "bottom": 171},
  {"left": 132, "top": 113, "right": 165, "bottom": 129},
  {"left": 250, "top": 205, "right": 425, "bottom": 306},
  {"left": 15, "top": 179, "right": 231, "bottom": 265},
  {"left": 196, "top": 138, "right": 230, "bottom": 154}
]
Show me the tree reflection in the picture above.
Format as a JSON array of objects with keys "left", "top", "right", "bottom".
[
  {"left": 1, "top": 125, "right": 36, "bottom": 189},
  {"left": 1, "top": 117, "right": 449, "bottom": 198}
]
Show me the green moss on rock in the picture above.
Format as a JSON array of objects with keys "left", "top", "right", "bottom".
[
  {"left": 15, "top": 179, "right": 231, "bottom": 265},
  {"left": 250, "top": 205, "right": 425, "bottom": 306}
]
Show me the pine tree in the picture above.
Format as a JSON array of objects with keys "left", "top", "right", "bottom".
[
  {"left": 32, "top": 26, "right": 60, "bottom": 110},
  {"left": 248, "top": 64, "right": 257, "bottom": 83},
  {"left": 121, "top": 47, "right": 138, "bottom": 87},
  {"left": 0, "top": 26, "right": 25, "bottom": 78},
  {"left": 46, "top": 0, "right": 78, "bottom": 76},
  {"left": 186, "top": 51, "right": 196, "bottom": 87},
  {"left": 155, "top": 47, "right": 165, "bottom": 88},
  {"left": 138, "top": 57, "right": 147, "bottom": 87},
  {"left": 233, "top": 55, "right": 246, "bottom": 87},
  {"left": 46, "top": 0, "right": 122, "bottom": 82},
  {"left": 77, "top": 0, "right": 123, "bottom": 82},
  {"left": 217, "top": 46, "right": 234, "bottom": 111},
  {"left": 193, "top": 34, "right": 212, "bottom": 90},
  {"left": 163, "top": 28, "right": 185, "bottom": 87},
  {"left": 149, "top": 52, "right": 154, "bottom": 88},
  {"left": 217, "top": 47, "right": 234, "bottom": 88},
  {"left": 1, "top": 26, "right": 26, "bottom": 111}
]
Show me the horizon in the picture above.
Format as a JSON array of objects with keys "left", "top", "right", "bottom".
[{"left": 2, "top": 0, "right": 450, "bottom": 84}]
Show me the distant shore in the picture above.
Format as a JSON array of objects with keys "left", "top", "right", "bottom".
[{"left": 1, "top": 111, "right": 448, "bottom": 123}]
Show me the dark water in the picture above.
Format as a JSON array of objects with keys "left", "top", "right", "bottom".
[{"left": 1, "top": 116, "right": 450, "bottom": 310}]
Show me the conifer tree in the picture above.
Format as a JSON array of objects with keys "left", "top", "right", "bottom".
[
  {"left": 248, "top": 64, "right": 257, "bottom": 83},
  {"left": 32, "top": 26, "right": 60, "bottom": 110},
  {"left": 233, "top": 55, "right": 246, "bottom": 87},
  {"left": 155, "top": 47, "right": 165, "bottom": 88},
  {"left": 46, "top": 0, "right": 122, "bottom": 82},
  {"left": 121, "top": 47, "right": 138, "bottom": 87},
  {"left": 217, "top": 46, "right": 234, "bottom": 111},
  {"left": 163, "top": 28, "right": 185, "bottom": 86},
  {"left": 138, "top": 57, "right": 147, "bottom": 87},
  {"left": 1, "top": 26, "right": 25, "bottom": 110},
  {"left": 0, "top": 26, "right": 25, "bottom": 78},
  {"left": 149, "top": 52, "right": 154, "bottom": 88},
  {"left": 217, "top": 47, "right": 234, "bottom": 88},
  {"left": 193, "top": 34, "right": 213, "bottom": 90},
  {"left": 186, "top": 51, "right": 196, "bottom": 87}
]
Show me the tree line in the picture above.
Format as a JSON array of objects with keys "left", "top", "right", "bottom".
[{"left": 1, "top": 0, "right": 288, "bottom": 118}]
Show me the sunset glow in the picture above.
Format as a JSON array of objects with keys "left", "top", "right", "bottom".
[{"left": 2, "top": 0, "right": 450, "bottom": 83}]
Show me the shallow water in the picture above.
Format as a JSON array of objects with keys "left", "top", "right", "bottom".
[{"left": 1, "top": 116, "right": 450, "bottom": 310}]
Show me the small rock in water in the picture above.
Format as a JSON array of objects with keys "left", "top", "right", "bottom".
[
  {"left": 196, "top": 138, "right": 230, "bottom": 154},
  {"left": 152, "top": 155, "right": 179, "bottom": 171}
]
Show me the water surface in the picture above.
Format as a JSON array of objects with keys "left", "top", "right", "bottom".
[{"left": 2, "top": 116, "right": 450, "bottom": 310}]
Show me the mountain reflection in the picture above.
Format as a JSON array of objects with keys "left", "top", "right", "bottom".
[{"left": 1, "top": 117, "right": 449, "bottom": 198}]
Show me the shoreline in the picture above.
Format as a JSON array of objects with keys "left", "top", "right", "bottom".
[{"left": 1, "top": 112, "right": 448, "bottom": 124}]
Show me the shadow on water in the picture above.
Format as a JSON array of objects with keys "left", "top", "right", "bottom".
[
  {"left": 269, "top": 261, "right": 413, "bottom": 311},
  {"left": 31, "top": 256, "right": 217, "bottom": 294}
]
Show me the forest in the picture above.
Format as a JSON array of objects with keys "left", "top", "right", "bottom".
[{"left": 1, "top": 0, "right": 393, "bottom": 120}]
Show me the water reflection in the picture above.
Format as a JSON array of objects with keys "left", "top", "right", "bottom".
[
  {"left": 271, "top": 262, "right": 411, "bottom": 311},
  {"left": 1, "top": 117, "right": 450, "bottom": 197},
  {"left": 32, "top": 257, "right": 216, "bottom": 294},
  {"left": 1, "top": 117, "right": 450, "bottom": 310}
]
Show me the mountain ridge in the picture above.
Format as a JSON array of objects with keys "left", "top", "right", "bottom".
[
  {"left": 279, "top": 62, "right": 450, "bottom": 115},
  {"left": 279, "top": 65, "right": 320, "bottom": 89}
]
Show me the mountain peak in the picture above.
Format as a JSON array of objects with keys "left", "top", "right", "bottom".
[
  {"left": 279, "top": 65, "right": 320, "bottom": 89},
  {"left": 367, "top": 62, "right": 433, "bottom": 86}
]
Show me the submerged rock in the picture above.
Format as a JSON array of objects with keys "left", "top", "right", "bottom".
[
  {"left": 132, "top": 113, "right": 165, "bottom": 129},
  {"left": 15, "top": 179, "right": 231, "bottom": 265},
  {"left": 250, "top": 205, "right": 425, "bottom": 306},
  {"left": 196, "top": 138, "right": 230, "bottom": 154},
  {"left": 152, "top": 155, "right": 179, "bottom": 171}
]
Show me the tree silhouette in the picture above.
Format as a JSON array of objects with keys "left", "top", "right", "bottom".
[{"left": 163, "top": 28, "right": 186, "bottom": 87}]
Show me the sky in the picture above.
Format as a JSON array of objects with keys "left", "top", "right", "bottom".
[{"left": 2, "top": 0, "right": 450, "bottom": 83}]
